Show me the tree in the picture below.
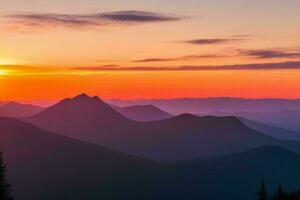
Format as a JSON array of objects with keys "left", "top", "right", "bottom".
[
  {"left": 258, "top": 179, "right": 268, "bottom": 200},
  {"left": 278, "top": 185, "right": 284, "bottom": 199},
  {"left": 0, "top": 152, "right": 13, "bottom": 200},
  {"left": 271, "top": 184, "right": 287, "bottom": 200}
]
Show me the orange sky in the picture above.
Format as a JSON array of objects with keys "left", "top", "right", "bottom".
[
  {"left": 1, "top": 0, "right": 300, "bottom": 100},
  {"left": 1, "top": 69, "right": 300, "bottom": 101}
]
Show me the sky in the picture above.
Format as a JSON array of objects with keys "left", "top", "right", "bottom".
[{"left": 1, "top": 0, "right": 300, "bottom": 101}]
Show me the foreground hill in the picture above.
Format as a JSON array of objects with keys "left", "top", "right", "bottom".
[
  {"left": 4, "top": 118, "right": 300, "bottom": 200},
  {"left": 25, "top": 94, "right": 300, "bottom": 161},
  {"left": 112, "top": 104, "right": 173, "bottom": 121},
  {"left": 0, "top": 102, "right": 43, "bottom": 117},
  {"left": 0, "top": 117, "right": 160, "bottom": 200},
  {"left": 167, "top": 146, "right": 300, "bottom": 200}
]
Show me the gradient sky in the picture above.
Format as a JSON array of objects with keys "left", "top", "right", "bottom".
[{"left": 1, "top": 0, "right": 300, "bottom": 101}]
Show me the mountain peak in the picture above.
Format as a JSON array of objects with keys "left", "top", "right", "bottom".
[
  {"left": 69, "top": 93, "right": 106, "bottom": 104},
  {"left": 73, "top": 93, "right": 90, "bottom": 100},
  {"left": 28, "top": 93, "right": 130, "bottom": 127}
]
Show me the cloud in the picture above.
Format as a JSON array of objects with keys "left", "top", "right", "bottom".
[
  {"left": 73, "top": 61, "right": 300, "bottom": 71},
  {"left": 183, "top": 35, "right": 248, "bottom": 46},
  {"left": 3, "top": 61, "right": 300, "bottom": 76},
  {"left": 238, "top": 49, "right": 300, "bottom": 59},
  {"left": 98, "top": 10, "right": 181, "bottom": 22},
  {"left": 133, "top": 54, "right": 224, "bottom": 63},
  {"left": 3, "top": 10, "right": 183, "bottom": 31}
]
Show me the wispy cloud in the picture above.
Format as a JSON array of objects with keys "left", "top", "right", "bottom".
[
  {"left": 2, "top": 61, "right": 300, "bottom": 76},
  {"left": 133, "top": 54, "right": 225, "bottom": 63},
  {"left": 73, "top": 61, "right": 300, "bottom": 71},
  {"left": 183, "top": 35, "right": 248, "bottom": 46},
  {"left": 238, "top": 49, "right": 300, "bottom": 59},
  {"left": 99, "top": 10, "right": 181, "bottom": 22},
  {"left": 3, "top": 10, "right": 183, "bottom": 31}
]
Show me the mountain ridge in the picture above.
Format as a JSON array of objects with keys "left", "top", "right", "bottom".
[
  {"left": 112, "top": 104, "right": 173, "bottom": 121},
  {"left": 0, "top": 101, "right": 43, "bottom": 117},
  {"left": 25, "top": 94, "right": 300, "bottom": 161}
]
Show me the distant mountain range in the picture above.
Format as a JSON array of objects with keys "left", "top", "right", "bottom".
[
  {"left": 2, "top": 118, "right": 300, "bottom": 200},
  {"left": 25, "top": 94, "right": 300, "bottom": 161},
  {"left": 198, "top": 112, "right": 300, "bottom": 141},
  {"left": 200, "top": 111, "right": 300, "bottom": 133},
  {"left": 239, "top": 117, "right": 300, "bottom": 141},
  {"left": 112, "top": 104, "right": 173, "bottom": 121},
  {"left": 0, "top": 102, "right": 43, "bottom": 117},
  {"left": 108, "top": 98, "right": 300, "bottom": 114}
]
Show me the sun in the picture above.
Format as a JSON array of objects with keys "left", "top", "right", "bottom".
[
  {"left": 0, "top": 69, "right": 8, "bottom": 76},
  {"left": 0, "top": 58, "right": 18, "bottom": 75}
]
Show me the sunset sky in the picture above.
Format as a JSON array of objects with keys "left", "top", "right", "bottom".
[{"left": 1, "top": 0, "right": 300, "bottom": 101}]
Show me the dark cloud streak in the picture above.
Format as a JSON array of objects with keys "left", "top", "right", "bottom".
[
  {"left": 3, "top": 10, "right": 182, "bottom": 30},
  {"left": 239, "top": 49, "right": 300, "bottom": 59},
  {"left": 133, "top": 54, "right": 224, "bottom": 63},
  {"left": 183, "top": 35, "right": 248, "bottom": 45},
  {"left": 73, "top": 61, "right": 300, "bottom": 71}
]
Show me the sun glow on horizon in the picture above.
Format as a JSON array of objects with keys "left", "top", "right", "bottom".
[
  {"left": 0, "top": 69, "right": 9, "bottom": 76},
  {"left": 0, "top": 58, "right": 17, "bottom": 75}
]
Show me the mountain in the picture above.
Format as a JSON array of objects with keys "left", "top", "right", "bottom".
[
  {"left": 200, "top": 110, "right": 300, "bottom": 133},
  {"left": 25, "top": 94, "right": 300, "bottom": 161},
  {"left": 237, "top": 110, "right": 300, "bottom": 133},
  {"left": 25, "top": 93, "right": 136, "bottom": 143},
  {"left": 2, "top": 119, "right": 300, "bottom": 200},
  {"left": 200, "top": 112, "right": 300, "bottom": 140},
  {"left": 167, "top": 146, "right": 300, "bottom": 200},
  {"left": 110, "top": 114, "right": 300, "bottom": 161},
  {"left": 0, "top": 102, "right": 43, "bottom": 117},
  {"left": 239, "top": 117, "right": 300, "bottom": 141},
  {"left": 108, "top": 98, "right": 300, "bottom": 114},
  {"left": 0, "top": 117, "right": 161, "bottom": 200},
  {"left": 112, "top": 104, "right": 173, "bottom": 121}
]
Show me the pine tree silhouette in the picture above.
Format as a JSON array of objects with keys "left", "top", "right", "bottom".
[
  {"left": 257, "top": 182, "right": 300, "bottom": 200},
  {"left": 0, "top": 152, "right": 13, "bottom": 200},
  {"left": 258, "top": 179, "right": 267, "bottom": 200},
  {"left": 271, "top": 184, "right": 287, "bottom": 200}
]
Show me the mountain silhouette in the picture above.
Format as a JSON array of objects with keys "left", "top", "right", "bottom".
[
  {"left": 112, "top": 104, "right": 173, "bottom": 121},
  {"left": 25, "top": 93, "right": 135, "bottom": 143},
  {"left": 167, "top": 145, "right": 300, "bottom": 200},
  {"left": 236, "top": 110, "right": 300, "bottom": 133},
  {"left": 5, "top": 117, "right": 300, "bottom": 200},
  {"left": 25, "top": 94, "right": 300, "bottom": 161},
  {"left": 0, "top": 117, "right": 161, "bottom": 200},
  {"left": 239, "top": 117, "right": 300, "bottom": 141},
  {"left": 200, "top": 110, "right": 300, "bottom": 133},
  {"left": 109, "top": 98, "right": 300, "bottom": 114},
  {"left": 0, "top": 102, "right": 43, "bottom": 117}
]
